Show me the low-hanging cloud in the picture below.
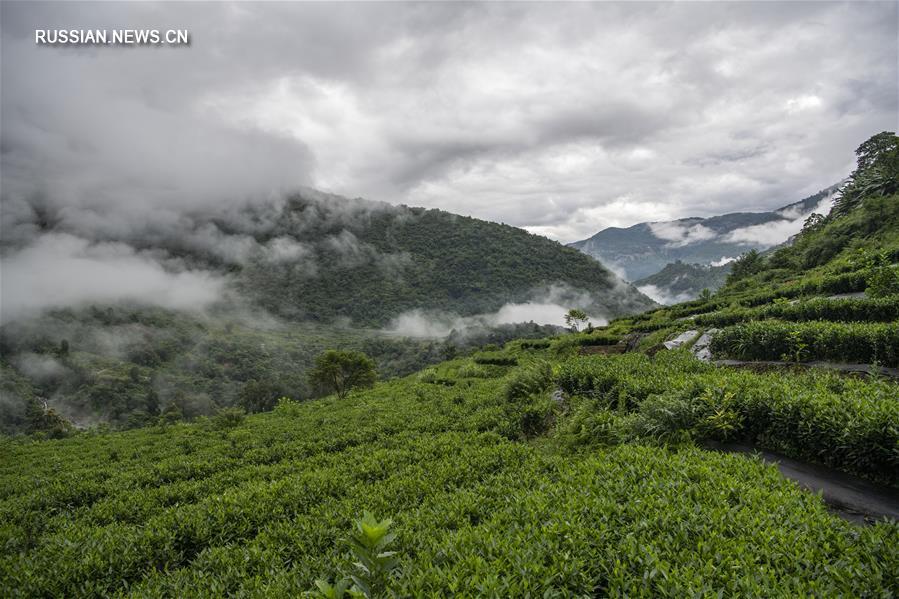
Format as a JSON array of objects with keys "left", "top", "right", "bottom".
[
  {"left": 384, "top": 283, "right": 611, "bottom": 338},
  {"left": 723, "top": 191, "right": 837, "bottom": 247},
  {"left": 10, "top": 352, "right": 71, "bottom": 383},
  {"left": 710, "top": 256, "right": 737, "bottom": 267},
  {"left": 648, "top": 221, "right": 718, "bottom": 247},
  {"left": 637, "top": 284, "right": 695, "bottom": 306},
  {"left": 383, "top": 302, "right": 593, "bottom": 339},
  {"left": 0, "top": 233, "right": 226, "bottom": 323}
]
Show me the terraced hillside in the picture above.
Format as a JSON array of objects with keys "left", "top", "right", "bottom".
[
  {"left": 2, "top": 343, "right": 897, "bottom": 596},
  {"left": 2, "top": 133, "right": 897, "bottom": 596}
]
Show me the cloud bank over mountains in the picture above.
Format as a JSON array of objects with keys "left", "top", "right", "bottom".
[
  {"left": 646, "top": 190, "right": 838, "bottom": 251},
  {"left": 2, "top": 2, "right": 896, "bottom": 244},
  {"left": 720, "top": 191, "right": 837, "bottom": 247},
  {"left": 0, "top": 2, "right": 895, "bottom": 321}
]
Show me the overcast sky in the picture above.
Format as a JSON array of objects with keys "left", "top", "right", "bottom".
[{"left": 2, "top": 1, "right": 897, "bottom": 245}]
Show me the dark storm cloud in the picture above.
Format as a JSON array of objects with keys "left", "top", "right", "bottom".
[{"left": 1, "top": 0, "right": 896, "bottom": 254}]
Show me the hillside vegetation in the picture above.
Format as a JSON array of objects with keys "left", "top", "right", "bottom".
[
  {"left": 113, "top": 190, "right": 654, "bottom": 326},
  {"left": 634, "top": 260, "right": 731, "bottom": 304},
  {"left": 0, "top": 307, "right": 560, "bottom": 434},
  {"left": 1, "top": 190, "right": 655, "bottom": 434},
  {"left": 2, "top": 133, "right": 898, "bottom": 596}
]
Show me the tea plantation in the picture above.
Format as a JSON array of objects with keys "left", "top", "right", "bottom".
[{"left": 2, "top": 344, "right": 898, "bottom": 597}]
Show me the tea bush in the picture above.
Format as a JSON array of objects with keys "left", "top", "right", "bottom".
[
  {"left": 455, "top": 363, "right": 489, "bottom": 379},
  {"left": 695, "top": 296, "right": 899, "bottom": 327},
  {"left": 556, "top": 351, "right": 899, "bottom": 484},
  {"left": 2, "top": 402, "right": 896, "bottom": 597},
  {"left": 710, "top": 320, "right": 899, "bottom": 366},
  {"left": 517, "top": 338, "right": 552, "bottom": 350}
]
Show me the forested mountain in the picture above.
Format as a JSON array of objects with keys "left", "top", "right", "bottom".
[
  {"left": 569, "top": 184, "right": 841, "bottom": 281},
  {"left": 109, "top": 189, "right": 654, "bottom": 325}
]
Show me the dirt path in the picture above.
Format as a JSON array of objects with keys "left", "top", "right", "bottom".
[{"left": 705, "top": 441, "right": 899, "bottom": 524}]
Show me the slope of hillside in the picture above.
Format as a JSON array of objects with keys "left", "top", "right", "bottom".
[
  {"left": 569, "top": 184, "right": 841, "bottom": 281},
  {"left": 2, "top": 349, "right": 895, "bottom": 596}
]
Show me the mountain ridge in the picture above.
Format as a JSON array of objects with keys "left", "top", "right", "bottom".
[{"left": 569, "top": 184, "right": 841, "bottom": 281}]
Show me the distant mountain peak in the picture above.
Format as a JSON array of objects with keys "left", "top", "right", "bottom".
[{"left": 569, "top": 183, "right": 841, "bottom": 282}]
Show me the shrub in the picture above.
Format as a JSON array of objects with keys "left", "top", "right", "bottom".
[
  {"left": 274, "top": 396, "right": 303, "bottom": 417},
  {"left": 518, "top": 339, "right": 551, "bottom": 350},
  {"left": 310, "top": 512, "right": 401, "bottom": 599},
  {"left": 695, "top": 297, "right": 899, "bottom": 327},
  {"left": 417, "top": 369, "right": 437, "bottom": 384},
  {"left": 456, "top": 363, "right": 488, "bottom": 379},
  {"left": 504, "top": 361, "right": 553, "bottom": 403},
  {"left": 575, "top": 333, "right": 621, "bottom": 346},
  {"left": 239, "top": 379, "right": 287, "bottom": 414},
  {"left": 211, "top": 407, "right": 246, "bottom": 430},
  {"left": 502, "top": 361, "right": 555, "bottom": 438},
  {"left": 628, "top": 390, "right": 701, "bottom": 445},
  {"left": 556, "top": 402, "right": 633, "bottom": 447},
  {"left": 865, "top": 251, "right": 899, "bottom": 298}
]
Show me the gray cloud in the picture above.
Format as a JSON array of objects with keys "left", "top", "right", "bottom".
[
  {"left": 722, "top": 191, "right": 837, "bottom": 247},
  {"left": 1, "top": 0, "right": 896, "bottom": 254},
  {"left": 648, "top": 221, "right": 718, "bottom": 248},
  {"left": 385, "top": 283, "right": 611, "bottom": 338}
]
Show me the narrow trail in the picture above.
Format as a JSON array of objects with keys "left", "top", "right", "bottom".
[{"left": 704, "top": 441, "right": 899, "bottom": 524}]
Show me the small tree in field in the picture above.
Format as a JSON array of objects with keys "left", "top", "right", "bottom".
[
  {"left": 309, "top": 350, "right": 378, "bottom": 399},
  {"left": 564, "top": 308, "right": 589, "bottom": 332}
]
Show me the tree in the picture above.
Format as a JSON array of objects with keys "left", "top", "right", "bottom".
[
  {"left": 801, "top": 213, "right": 825, "bottom": 233},
  {"left": 727, "top": 250, "right": 764, "bottom": 284},
  {"left": 25, "top": 398, "right": 73, "bottom": 438},
  {"left": 855, "top": 131, "right": 898, "bottom": 172},
  {"left": 239, "top": 379, "right": 286, "bottom": 413},
  {"left": 308, "top": 350, "right": 377, "bottom": 399},
  {"left": 564, "top": 308, "right": 589, "bottom": 332},
  {"left": 145, "top": 388, "right": 161, "bottom": 417},
  {"left": 833, "top": 131, "right": 899, "bottom": 217}
]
